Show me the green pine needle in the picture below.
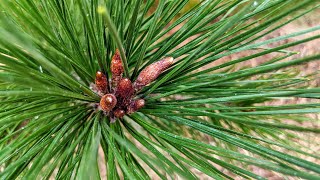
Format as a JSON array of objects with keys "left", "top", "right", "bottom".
[{"left": 0, "top": 0, "right": 319, "bottom": 179}]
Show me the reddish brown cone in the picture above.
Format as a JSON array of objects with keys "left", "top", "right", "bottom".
[
  {"left": 114, "top": 109, "right": 125, "bottom": 118},
  {"left": 127, "top": 99, "right": 145, "bottom": 114},
  {"left": 111, "top": 49, "right": 124, "bottom": 88},
  {"left": 95, "top": 71, "right": 108, "bottom": 93},
  {"left": 116, "top": 78, "right": 134, "bottom": 99},
  {"left": 100, "top": 94, "right": 117, "bottom": 112},
  {"left": 133, "top": 57, "right": 174, "bottom": 91}
]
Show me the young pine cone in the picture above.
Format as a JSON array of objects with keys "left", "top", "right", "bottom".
[
  {"left": 116, "top": 78, "right": 134, "bottom": 105},
  {"left": 95, "top": 71, "right": 108, "bottom": 94},
  {"left": 113, "top": 109, "right": 125, "bottom": 118},
  {"left": 127, "top": 99, "right": 145, "bottom": 114},
  {"left": 133, "top": 57, "right": 174, "bottom": 92},
  {"left": 100, "top": 94, "right": 117, "bottom": 112},
  {"left": 111, "top": 49, "right": 124, "bottom": 89}
]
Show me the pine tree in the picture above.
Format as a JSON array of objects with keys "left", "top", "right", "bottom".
[{"left": 0, "top": 0, "right": 319, "bottom": 179}]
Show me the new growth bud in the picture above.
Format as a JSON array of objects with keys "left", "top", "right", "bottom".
[
  {"left": 111, "top": 49, "right": 124, "bottom": 88},
  {"left": 100, "top": 94, "right": 117, "bottom": 112},
  {"left": 134, "top": 57, "right": 174, "bottom": 91},
  {"left": 94, "top": 49, "right": 155, "bottom": 122},
  {"left": 116, "top": 78, "right": 134, "bottom": 100},
  {"left": 127, "top": 99, "right": 145, "bottom": 114},
  {"left": 95, "top": 71, "right": 108, "bottom": 94},
  {"left": 114, "top": 109, "right": 125, "bottom": 118}
]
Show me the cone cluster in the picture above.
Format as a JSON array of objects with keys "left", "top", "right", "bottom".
[{"left": 95, "top": 49, "right": 174, "bottom": 121}]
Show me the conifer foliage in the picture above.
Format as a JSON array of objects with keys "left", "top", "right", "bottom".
[{"left": 0, "top": 0, "right": 320, "bottom": 179}]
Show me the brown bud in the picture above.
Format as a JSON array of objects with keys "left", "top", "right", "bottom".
[
  {"left": 111, "top": 49, "right": 124, "bottom": 75},
  {"left": 134, "top": 57, "right": 174, "bottom": 91},
  {"left": 116, "top": 78, "right": 134, "bottom": 99},
  {"left": 127, "top": 99, "right": 145, "bottom": 114},
  {"left": 114, "top": 109, "right": 125, "bottom": 118},
  {"left": 95, "top": 71, "right": 108, "bottom": 93},
  {"left": 135, "top": 99, "right": 145, "bottom": 110},
  {"left": 111, "top": 49, "right": 124, "bottom": 88},
  {"left": 100, "top": 94, "right": 117, "bottom": 112}
]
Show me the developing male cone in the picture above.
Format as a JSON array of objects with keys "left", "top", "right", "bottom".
[
  {"left": 111, "top": 49, "right": 124, "bottom": 89},
  {"left": 95, "top": 71, "right": 108, "bottom": 94},
  {"left": 134, "top": 57, "right": 174, "bottom": 91},
  {"left": 100, "top": 94, "right": 117, "bottom": 112}
]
